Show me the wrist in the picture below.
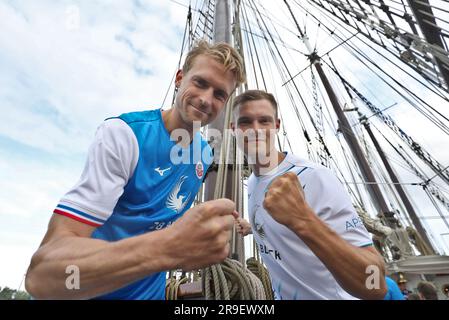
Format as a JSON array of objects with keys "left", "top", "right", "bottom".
[
  {"left": 140, "top": 227, "right": 176, "bottom": 271},
  {"left": 289, "top": 206, "right": 321, "bottom": 238}
]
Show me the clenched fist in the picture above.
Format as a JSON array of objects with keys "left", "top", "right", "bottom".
[
  {"left": 164, "top": 198, "right": 238, "bottom": 271},
  {"left": 263, "top": 172, "right": 315, "bottom": 231}
]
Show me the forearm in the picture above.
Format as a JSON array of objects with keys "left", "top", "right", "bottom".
[
  {"left": 26, "top": 229, "right": 172, "bottom": 299},
  {"left": 292, "top": 212, "right": 386, "bottom": 299}
]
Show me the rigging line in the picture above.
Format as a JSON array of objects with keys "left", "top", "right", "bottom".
[
  {"left": 414, "top": 1, "right": 449, "bottom": 15},
  {"left": 393, "top": 0, "right": 411, "bottom": 11},
  {"left": 317, "top": 0, "right": 418, "bottom": 36},
  {"left": 241, "top": 4, "right": 263, "bottom": 89},
  {"left": 243, "top": 5, "right": 294, "bottom": 152},
  {"left": 282, "top": 31, "right": 360, "bottom": 87},
  {"left": 254, "top": 38, "right": 294, "bottom": 152},
  {"left": 424, "top": 186, "right": 449, "bottom": 230},
  {"left": 296, "top": 1, "right": 449, "bottom": 102},
  {"left": 348, "top": 102, "right": 399, "bottom": 130},
  {"left": 240, "top": 0, "right": 302, "bottom": 38},
  {"left": 346, "top": 181, "right": 423, "bottom": 186},
  {"left": 248, "top": 0, "right": 320, "bottom": 136},
  {"left": 242, "top": 1, "right": 309, "bottom": 54},
  {"left": 417, "top": 7, "right": 449, "bottom": 25},
  {"left": 336, "top": 135, "right": 367, "bottom": 206},
  {"left": 256, "top": 0, "right": 307, "bottom": 72},
  {"left": 363, "top": 102, "right": 398, "bottom": 121},
  {"left": 240, "top": 28, "right": 309, "bottom": 55},
  {"left": 417, "top": 215, "right": 449, "bottom": 220},
  {"left": 313, "top": 15, "right": 321, "bottom": 52},
  {"left": 302, "top": 0, "right": 449, "bottom": 97},
  {"left": 324, "top": 54, "right": 402, "bottom": 113},
  {"left": 338, "top": 47, "right": 449, "bottom": 134},
  {"left": 321, "top": 42, "right": 449, "bottom": 135},
  {"left": 384, "top": 153, "right": 436, "bottom": 179},
  {"left": 242, "top": 1, "right": 281, "bottom": 153},
  {"left": 168, "top": 0, "right": 199, "bottom": 11},
  {"left": 161, "top": 69, "right": 177, "bottom": 108},
  {"left": 424, "top": 164, "right": 449, "bottom": 185},
  {"left": 298, "top": 0, "right": 449, "bottom": 102},
  {"left": 161, "top": 5, "right": 191, "bottom": 107},
  {"left": 370, "top": 121, "right": 449, "bottom": 194},
  {"left": 340, "top": 75, "right": 449, "bottom": 185},
  {"left": 252, "top": 3, "right": 331, "bottom": 160},
  {"left": 246, "top": 3, "right": 310, "bottom": 140}
]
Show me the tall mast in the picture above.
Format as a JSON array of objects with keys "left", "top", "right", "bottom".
[
  {"left": 406, "top": 0, "right": 449, "bottom": 88},
  {"left": 361, "top": 117, "right": 436, "bottom": 254},
  {"left": 284, "top": 0, "right": 392, "bottom": 219},
  {"left": 204, "top": 0, "right": 245, "bottom": 263}
]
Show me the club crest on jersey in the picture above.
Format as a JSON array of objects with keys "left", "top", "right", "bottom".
[
  {"left": 166, "top": 176, "right": 191, "bottom": 214},
  {"left": 195, "top": 162, "right": 204, "bottom": 179}
]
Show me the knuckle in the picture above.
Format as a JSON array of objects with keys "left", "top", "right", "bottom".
[
  {"left": 200, "top": 202, "right": 212, "bottom": 213},
  {"left": 217, "top": 198, "right": 235, "bottom": 209},
  {"left": 263, "top": 197, "right": 271, "bottom": 210}
]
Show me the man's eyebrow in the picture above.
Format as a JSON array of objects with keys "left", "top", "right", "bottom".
[
  {"left": 192, "top": 75, "right": 207, "bottom": 83},
  {"left": 193, "top": 75, "right": 229, "bottom": 96}
]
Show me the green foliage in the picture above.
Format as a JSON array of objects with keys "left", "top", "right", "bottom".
[{"left": 0, "top": 286, "right": 31, "bottom": 300}]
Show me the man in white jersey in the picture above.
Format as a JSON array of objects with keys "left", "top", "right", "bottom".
[
  {"left": 25, "top": 41, "right": 245, "bottom": 299},
  {"left": 231, "top": 90, "right": 387, "bottom": 300}
]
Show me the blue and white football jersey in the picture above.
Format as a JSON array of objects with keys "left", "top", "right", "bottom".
[
  {"left": 247, "top": 153, "right": 373, "bottom": 300},
  {"left": 54, "top": 109, "right": 212, "bottom": 299}
]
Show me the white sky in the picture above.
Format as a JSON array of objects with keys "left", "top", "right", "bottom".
[
  {"left": 1, "top": 0, "right": 448, "bottom": 291},
  {"left": 0, "top": 0, "right": 186, "bottom": 290}
]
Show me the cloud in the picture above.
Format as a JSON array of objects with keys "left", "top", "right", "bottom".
[
  {"left": 0, "top": 0, "right": 187, "bottom": 290},
  {"left": 0, "top": 0, "right": 186, "bottom": 155}
]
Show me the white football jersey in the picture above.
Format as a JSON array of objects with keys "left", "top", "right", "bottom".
[{"left": 247, "top": 153, "right": 373, "bottom": 300}]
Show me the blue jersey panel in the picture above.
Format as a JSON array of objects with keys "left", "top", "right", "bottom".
[{"left": 91, "top": 109, "right": 212, "bottom": 299}]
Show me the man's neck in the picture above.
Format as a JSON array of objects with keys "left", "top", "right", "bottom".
[
  {"left": 252, "top": 151, "right": 286, "bottom": 177},
  {"left": 161, "top": 108, "right": 196, "bottom": 147}
]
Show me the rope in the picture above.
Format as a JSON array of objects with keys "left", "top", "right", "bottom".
[
  {"left": 246, "top": 257, "right": 274, "bottom": 300},
  {"left": 201, "top": 258, "right": 268, "bottom": 300},
  {"left": 166, "top": 276, "right": 188, "bottom": 300}
]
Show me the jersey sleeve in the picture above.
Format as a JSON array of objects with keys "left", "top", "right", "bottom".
[
  {"left": 53, "top": 118, "right": 139, "bottom": 227},
  {"left": 302, "top": 167, "right": 373, "bottom": 247}
]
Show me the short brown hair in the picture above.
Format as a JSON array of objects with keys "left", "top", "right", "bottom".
[
  {"left": 232, "top": 89, "right": 278, "bottom": 118},
  {"left": 417, "top": 281, "right": 438, "bottom": 300},
  {"left": 182, "top": 40, "right": 246, "bottom": 87}
]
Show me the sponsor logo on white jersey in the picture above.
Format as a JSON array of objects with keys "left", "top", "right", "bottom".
[
  {"left": 166, "top": 176, "right": 190, "bottom": 214},
  {"left": 155, "top": 166, "right": 171, "bottom": 176},
  {"left": 251, "top": 204, "right": 266, "bottom": 239}
]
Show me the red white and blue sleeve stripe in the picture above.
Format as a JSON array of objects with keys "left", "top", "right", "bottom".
[{"left": 54, "top": 204, "right": 107, "bottom": 227}]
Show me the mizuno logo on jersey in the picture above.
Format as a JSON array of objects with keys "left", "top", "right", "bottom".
[
  {"left": 155, "top": 166, "right": 171, "bottom": 176},
  {"left": 166, "top": 176, "right": 190, "bottom": 214}
]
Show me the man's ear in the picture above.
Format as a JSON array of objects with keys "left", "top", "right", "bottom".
[
  {"left": 276, "top": 118, "right": 281, "bottom": 131},
  {"left": 175, "top": 69, "right": 183, "bottom": 88}
]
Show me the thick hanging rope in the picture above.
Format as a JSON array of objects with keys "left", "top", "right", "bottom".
[
  {"left": 202, "top": 258, "right": 267, "bottom": 300},
  {"left": 246, "top": 257, "right": 274, "bottom": 300},
  {"left": 166, "top": 276, "right": 189, "bottom": 300}
]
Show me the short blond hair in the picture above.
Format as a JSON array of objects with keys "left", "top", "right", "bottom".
[{"left": 182, "top": 40, "right": 246, "bottom": 87}]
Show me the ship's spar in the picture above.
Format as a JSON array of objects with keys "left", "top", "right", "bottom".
[{"left": 165, "top": 0, "right": 449, "bottom": 299}]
